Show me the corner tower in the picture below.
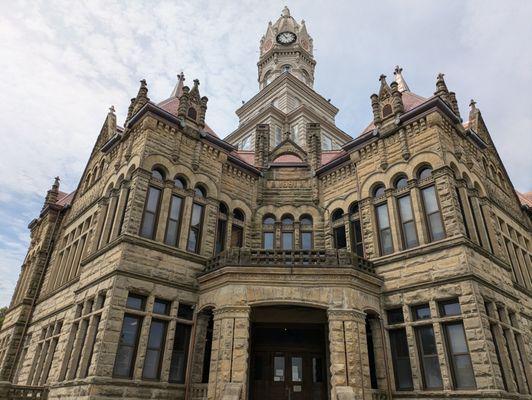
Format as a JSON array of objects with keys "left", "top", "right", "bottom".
[{"left": 258, "top": 6, "right": 316, "bottom": 89}]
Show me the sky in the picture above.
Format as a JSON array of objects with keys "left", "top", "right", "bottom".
[{"left": 0, "top": 0, "right": 531, "bottom": 306}]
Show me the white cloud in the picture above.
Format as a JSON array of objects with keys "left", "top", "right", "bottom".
[{"left": 0, "top": 0, "right": 531, "bottom": 305}]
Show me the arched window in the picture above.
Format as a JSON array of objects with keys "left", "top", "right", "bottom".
[
  {"left": 349, "top": 202, "right": 364, "bottom": 257},
  {"left": 231, "top": 209, "right": 245, "bottom": 248},
  {"left": 395, "top": 181, "right": 419, "bottom": 250},
  {"left": 151, "top": 168, "right": 165, "bottom": 181},
  {"left": 331, "top": 209, "right": 346, "bottom": 249},
  {"left": 299, "top": 215, "right": 313, "bottom": 250},
  {"left": 194, "top": 185, "right": 206, "bottom": 198},
  {"left": 262, "top": 214, "right": 276, "bottom": 249},
  {"left": 187, "top": 201, "right": 205, "bottom": 254},
  {"left": 373, "top": 184, "right": 386, "bottom": 198},
  {"left": 215, "top": 203, "right": 228, "bottom": 254},
  {"left": 418, "top": 166, "right": 433, "bottom": 180},
  {"left": 174, "top": 176, "right": 187, "bottom": 189},
  {"left": 382, "top": 104, "right": 393, "bottom": 118},
  {"left": 281, "top": 214, "right": 294, "bottom": 250},
  {"left": 394, "top": 175, "right": 408, "bottom": 190},
  {"left": 164, "top": 190, "right": 184, "bottom": 247},
  {"left": 420, "top": 184, "right": 445, "bottom": 242},
  {"left": 187, "top": 107, "right": 197, "bottom": 120},
  {"left": 140, "top": 184, "right": 162, "bottom": 240}
]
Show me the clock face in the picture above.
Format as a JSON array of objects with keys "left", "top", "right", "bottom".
[{"left": 276, "top": 31, "right": 297, "bottom": 45}]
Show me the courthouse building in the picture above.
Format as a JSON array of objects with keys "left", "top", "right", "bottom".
[{"left": 0, "top": 6, "right": 531, "bottom": 400}]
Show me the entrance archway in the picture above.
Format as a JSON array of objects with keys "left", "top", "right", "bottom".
[{"left": 249, "top": 305, "right": 329, "bottom": 400}]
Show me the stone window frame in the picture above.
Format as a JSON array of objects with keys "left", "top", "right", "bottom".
[
  {"left": 186, "top": 186, "right": 208, "bottom": 254},
  {"left": 230, "top": 208, "right": 246, "bottom": 248},
  {"left": 27, "top": 319, "right": 63, "bottom": 386},
  {"left": 262, "top": 214, "right": 276, "bottom": 249},
  {"left": 215, "top": 202, "right": 229, "bottom": 254},
  {"left": 163, "top": 192, "right": 185, "bottom": 248},
  {"left": 497, "top": 218, "right": 532, "bottom": 290},
  {"left": 47, "top": 215, "right": 93, "bottom": 293},
  {"left": 372, "top": 184, "right": 394, "bottom": 256},
  {"left": 483, "top": 299, "right": 531, "bottom": 394},
  {"left": 416, "top": 168, "right": 446, "bottom": 244},
  {"left": 299, "top": 214, "right": 313, "bottom": 250},
  {"left": 59, "top": 291, "right": 107, "bottom": 382},
  {"left": 113, "top": 291, "right": 196, "bottom": 384},
  {"left": 348, "top": 202, "right": 365, "bottom": 257},
  {"left": 139, "top": 176, "right": 164, "bottom": 240},
  {"left": 280, "top": 214, "right": 295, "bottom": 250},
  {"left": 391, "top": 176, "right": 420, "bottom": 251},
  {"left": 331, "top": 208, "right": 347, "bottom": 249},
  {"left": 384, "top": 297, "right": 476, "bottom": 392}
]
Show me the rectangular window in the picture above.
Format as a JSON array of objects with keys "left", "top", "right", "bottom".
[
  {"left": 142, "top": 319, "right": 168, "bottom": 380},
  {"left": 301, "top": 232, "right": 312, "bottom": 250},
  {"left": 351, "top": 219, "right": 364, "bottom": 256},
  {"left": 376, "top": 203, "right": 393, "bottom": 255},
  {"left": 164, "top": 195, "right": 183, "bottom": 246},
  {"left": 126, "top": 294, "right": 146, "bottom": 311},
  {"left": 389, "top": 329, "right": 413, "bottom": 390},
  {"left": 415, "top": 325, "right": 443, "bottom": 389},
  {"left": 231, "top": 225, "right": 244, "bottom": 248},
  {"left": 443, "top": 322, "right": 476, "bottom": 389},
  {"left": 153, "top": 299, "right": 170, "bottom": 315},
  {"left": 187, "top": 203, "right": 204, "bottom": 253},
  {"left": 140, "top": 187, "right": 161, "bottom": 239},
  {"left": 455, "top": 188, "right": 470, "bottom": 238},
  {"left": 387, "top": 308, "right": 404, "bottom": 325},
  {"left": 263, "top": 232, "right": 274, "bottom": 249},
  {"left": 421, "top": 186, "right": 445, "bottom": 242},
  {"left": 177, "top": 303, "right": 194, "bottom": 321},
  {"left": 215, "top": 218, "right": 227, "bottom": 254},
  {"left": 169, "top": 323, "right": 192, "bottom": 383},
  {"left": 113, "top": 314, "right": 142, "bottom": 378},
  {"left": 397, "top": 195, "right": 419, "bottom": 249},
  {"left": 439, "top": 299, "right": 461, "bottom": 317},
  {"left": 412, "top": 304, "right": 431, "bottom": 321},
  {"left": 282, "top": 232, "right": 293, "bottom": 249},
  {"left": 333, "top": 226, "right": 347, "bottom": 249}
]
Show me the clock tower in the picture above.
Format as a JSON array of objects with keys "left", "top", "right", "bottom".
[{"left": 258, "top": 6, "right": 316, "bottom": 89}]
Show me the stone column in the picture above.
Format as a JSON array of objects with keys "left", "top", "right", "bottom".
[
  {"left": 410, "top": 186, "right": 428, "bottom": 245},
  {"left": 458, "top": 186, "right": 479, "bottom": 245},
  {"left": 327, "top": 309, "right": 369, "bottom": 400},
  {"left": 91, "top": 197, "right": 109, "bottom": 253},
  {"left": 470, "top": 195, "right": 491, "bottom": 252},
  {"left": 155, "top": 181, "right": 174, "bottom": 242},
  {"left": 207, "top": 306, "right": 250, "bottom": 400},
  {"left": 109, "top": 180, "right": 131, "bottom": 241},
  {"left": 100, "top": 190, "right": 119, "bottom": 246}
]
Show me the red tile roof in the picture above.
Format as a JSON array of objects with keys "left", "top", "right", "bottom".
[
  {"left": 55, "top": 191, "right": 75, "bottom": 207},
  {"left": 517, "top": 191, "right": 532, "bottom": 208},
  {"left": 157, "top": 96, "right": 219, "bottom": 137},
  {"left": 360, "top": 91, "right": 427, "bottom": 136}
]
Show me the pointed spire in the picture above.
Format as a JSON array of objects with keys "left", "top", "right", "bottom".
[
  {"left": 378, "top": 74, "right": 391, "bottom": 99},
  {"left": 132, "top": 79, "right": 150, "bottom": 115},
  {"left": 448, "top": 91, "right": 461, "bottom": 119},
  {"left": 42, "top": 177, "right": 60, "bottom": 212},
  {"left": 394, "top": 66, "right": 410, "bottom": 92},
  {"left": 104, "top": 105, "right": 117, "bottom": 141},
  {"left": 434, "top": 73, "right": 449, "bottom": 97},
  {"left": 171, "top": 72, "right": 185, "bottom": 98},
  {"left": 390, "top": 81, "right": 404, "bottom": 115},
  {"left": 469, "top": 99, "right": 479, "bottom": 122}
]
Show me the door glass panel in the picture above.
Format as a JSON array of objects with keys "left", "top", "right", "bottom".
[
  {"left": 312, "top": 357, "right": 323, "bottom": 383},
  {"left": 291, "top": 356, "right": 302, "bottom": 382},
  {"left": 273, "top": 356, "right": 284, "bottom": 381}
]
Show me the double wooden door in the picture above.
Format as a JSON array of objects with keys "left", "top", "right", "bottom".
[{"left": 251, "top": 350, "right": 326, "bottom": 400}]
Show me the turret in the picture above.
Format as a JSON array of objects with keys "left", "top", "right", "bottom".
[{"left": 41, "top": 176, "right": 60, "bottom": 213}]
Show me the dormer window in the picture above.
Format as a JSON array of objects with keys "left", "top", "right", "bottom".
[
  {"left": 382, "top": 104, "right": 393, "bottom": 118},
  {"left": 187, "top": 107, "right": 197, "bottom": 120}
]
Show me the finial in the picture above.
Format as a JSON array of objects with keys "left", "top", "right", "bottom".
[
  {"left": 178, "top": 71, "right": 185, "bottom": 82},
  {"left": 193, "top": 79, "right": 200, "bottom": 87},
  {"left": 379, "top": 74, "right": 387, "bottom": 82},
  {"left": 53, "top": 176, "right": 60, "bottom": 188},
  {"left": 434, "top": 72, "right": 449, "bottom": 98},
  {"left": 171, "top": 72, "right": 186, "bottom": 97},
  {"left": 282, "top": 6, "right": 290, "bottom": 17},
  {"left": 109, "top": 105, "right": 115, "bottom": 114},
  {"left": 393, "top": 65, "right": 410, "bottom": 92},
  {"left": 469, "top": 99, "right": 477, "bottom": 110},
  {"left": 140, "top": 79, "right": 147, "bottom": 86}
]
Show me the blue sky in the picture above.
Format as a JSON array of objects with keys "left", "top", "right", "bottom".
[{"left": 1, "top": 0, "right": 531, "bottom": 306}]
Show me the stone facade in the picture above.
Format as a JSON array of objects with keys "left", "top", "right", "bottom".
[{"left": 0, "top": 6, "right": 531, "bottom": 400}]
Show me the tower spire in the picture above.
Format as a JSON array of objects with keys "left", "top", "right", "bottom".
[
  {"left": 394, "top": 66, "right": 410, "bottom": 92},
  {"left": 171, "top": 72, "right": 185, "bottom": 98}
]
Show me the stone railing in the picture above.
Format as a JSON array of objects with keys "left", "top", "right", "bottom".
[
  {"left": 204, "top": 248, "right": 374, "bottom": 274},
  {"left": 8, "top": 386, "right": 49, "bottom": 399},
  {"left": 190, "top": 383, "right": 208, "bottom": 400}
]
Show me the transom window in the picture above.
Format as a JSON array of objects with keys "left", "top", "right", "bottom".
[
  {"left": 395, "top": 175, "right": 408, "bottom": 189},
  {"left": 151, "top": 168, "right": 165, "bottom": 181},
  {"left": 194, "top": 185, "right": 206, "bottom": 198},
  {"left": 373, "top": 184, "right": 386, "bottom": 197},
  {"left": 174, "top": 176, "right": 187, "bottom": 189},
  {"left": 418, "top": 166, "right": 433, "bottom": 180}
]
